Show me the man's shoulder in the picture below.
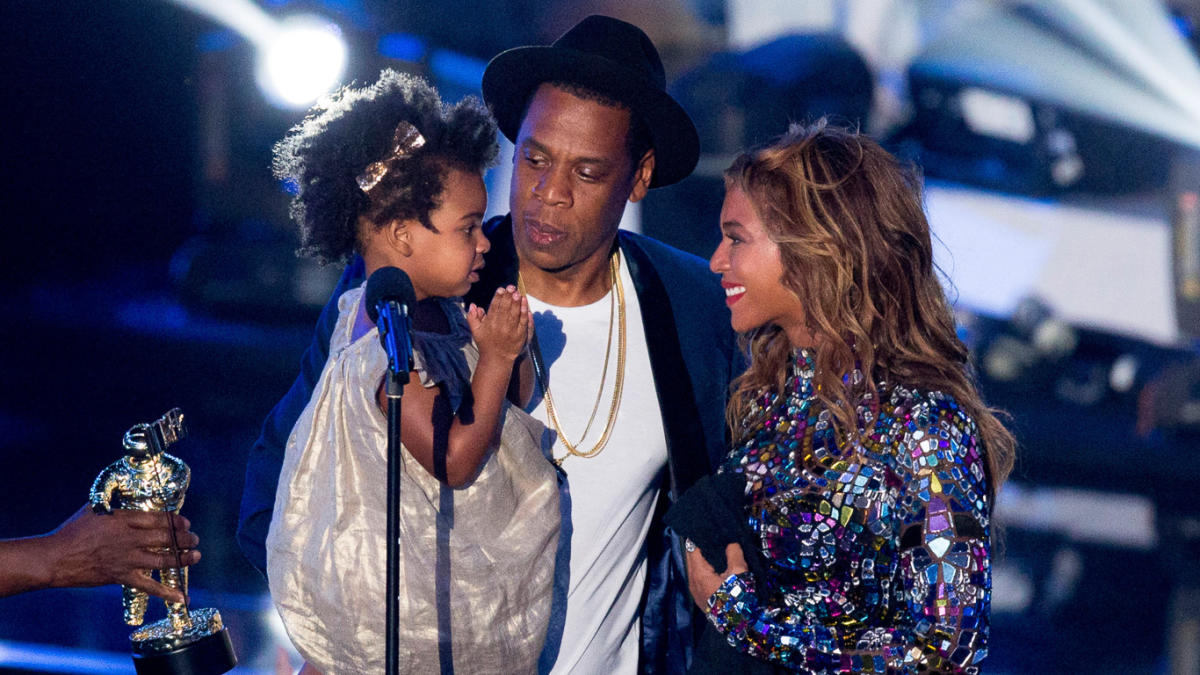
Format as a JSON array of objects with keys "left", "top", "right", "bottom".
[
  {"left": 469, "top": 214, "right": 517, "bottom": 308},
  {"left": 619, "top": 231, "right": 731, "bottom": 346},
  {"left": 484, "top": 213, "right": 512, "bottom": 237},
  {"left": 618, "top": 229, "right": 714, "bottom": 284}
]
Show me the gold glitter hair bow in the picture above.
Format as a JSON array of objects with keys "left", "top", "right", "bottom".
[{"left": 356, "top": 121, "right": 427, "bottom": 193}]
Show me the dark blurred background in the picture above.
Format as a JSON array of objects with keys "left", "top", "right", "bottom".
[{"left": 2, "top": 0, "right": 1200, "bottom": 673}]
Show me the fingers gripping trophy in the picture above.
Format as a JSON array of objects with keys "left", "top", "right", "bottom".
[{"left": 90, "top": 408, "right": 236, "bottom": 675}]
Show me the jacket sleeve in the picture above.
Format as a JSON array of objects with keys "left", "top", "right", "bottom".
[
  {"left": 236, "top": 259, "right": 364, "bottom": 575},
  {"left": 704, "top": 399, "right": 992, "bottom": 673}
]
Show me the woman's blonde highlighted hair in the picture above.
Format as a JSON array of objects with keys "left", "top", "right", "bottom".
[{"left": 724, "top": 120, "right": 1014, "bottom": 496}]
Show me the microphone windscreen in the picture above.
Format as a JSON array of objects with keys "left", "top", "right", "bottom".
[{"left": 364, "top": 266, "right": 417, "bottom": 323}]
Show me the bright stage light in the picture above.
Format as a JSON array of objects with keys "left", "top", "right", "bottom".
[
  {"left": 256, "top": 16, "right": 347, "bottom": 109},
  {"left": 168, "top": 1, "right": 347, "bottom": 109}
]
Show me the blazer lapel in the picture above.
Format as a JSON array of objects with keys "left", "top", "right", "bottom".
[{"left": 619, "top": 231, "right": 710, "bottom": 498}]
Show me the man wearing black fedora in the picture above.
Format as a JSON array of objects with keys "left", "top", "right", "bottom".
[{"left": 238, "top": 15, "right": 737, "bottom": 673}]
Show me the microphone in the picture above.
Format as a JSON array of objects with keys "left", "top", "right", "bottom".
[
  {"left": 365, "top": 267, "right": 417, "bottom": 397},
  {"left": 366, "top": 269, "right": 416, "bottom": 674}
]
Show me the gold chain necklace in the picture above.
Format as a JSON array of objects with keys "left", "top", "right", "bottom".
[
  {"left": 519, "top": 252, "right": 627, "bottom": 466},
  {"left": 569, "top": 272, "right": 616, "bottom": 444}
]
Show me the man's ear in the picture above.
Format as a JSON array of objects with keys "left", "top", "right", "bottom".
[{"left": 628, "top": 149, "right": 655, "bottom": 204}]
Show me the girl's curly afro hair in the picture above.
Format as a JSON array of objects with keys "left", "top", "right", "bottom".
[{"left": 273, "top": 69, "right": 499, "bottom": 265}]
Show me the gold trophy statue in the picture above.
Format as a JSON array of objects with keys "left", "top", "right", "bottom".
[{"left": 90, "top": 408, "right": 237, "bottom": 675}]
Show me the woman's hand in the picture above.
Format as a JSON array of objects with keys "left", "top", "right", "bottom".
[
  {"left": 685, "top": 541, "right": 749, "bottom": 611},
  {"left": 467, "top": 285, "right": 531, "bottom": 363}
]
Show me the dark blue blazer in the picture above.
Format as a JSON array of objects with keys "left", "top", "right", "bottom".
[{"left": 238, "top": 214, "right": 739, "bottom": 672}]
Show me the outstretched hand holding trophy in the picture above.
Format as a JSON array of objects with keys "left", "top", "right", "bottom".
[{"left": 89, "top": 408, "right": 236, "bottom": 675}]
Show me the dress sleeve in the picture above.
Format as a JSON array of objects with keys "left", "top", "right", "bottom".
[{"left": 705, "top": 397, "right": 992, "bottom": 673}]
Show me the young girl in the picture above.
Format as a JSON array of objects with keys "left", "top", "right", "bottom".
[{"left": 265, "top": 70, "right": 559, "bottom": 674}]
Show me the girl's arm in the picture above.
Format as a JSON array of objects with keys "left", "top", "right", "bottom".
[{"left": 380, "top": 286, "right": 530, "bottom": 488}]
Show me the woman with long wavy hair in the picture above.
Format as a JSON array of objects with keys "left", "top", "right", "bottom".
[{"left": 667, "top": 120, "right": 1015, "bottom": 674}]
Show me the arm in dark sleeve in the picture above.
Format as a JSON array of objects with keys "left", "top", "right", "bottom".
[{"left": 236, "top": 258, "right": 364, "bottom": 575}]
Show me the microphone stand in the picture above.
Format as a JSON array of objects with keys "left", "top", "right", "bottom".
[{"left": 377, "top": 299, "right": 412, "bottom": 675}]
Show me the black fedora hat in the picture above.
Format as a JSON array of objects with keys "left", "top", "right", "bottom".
[{"left": 482, "top": 15, "right": 700, "bottom": 188}]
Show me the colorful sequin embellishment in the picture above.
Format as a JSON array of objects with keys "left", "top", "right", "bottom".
[{"left": 707, "top": 350, "right": 992, "bottom": 673}]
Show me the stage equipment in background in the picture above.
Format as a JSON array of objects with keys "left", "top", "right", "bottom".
[
  {"left": 967, "top": 302, "right": 1200, "bottom": 673},
  {"left": 672, "top": 32, "right": 872, "bottom": 155},
  {"left": 973, "top": 296, "right": 1164, "bottom": 410},
  {"left": 1139, "top": 357, "right": 1200, "bottom": 437},
  {"left": 979, "top": 297, "right": 1080, "bottom": 390},
  {"left": 1172, "top": 150, "right": 1200, "bottom": 340},
  {"left": 645, "top": 32, "right": 871, "bottom": 258},
  {"left": 169, "top": 234, "right": 343, "bottom": 322},
  {"left": 891, "top": 0, "right": 1200, "bottom": 195},
  {"left": 90, "top": 409, "right": 237, "bottom": 675}
]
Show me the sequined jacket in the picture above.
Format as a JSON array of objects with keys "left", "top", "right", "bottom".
[{"left": 707, "top": 350, "right": 992, "bottom": 674}]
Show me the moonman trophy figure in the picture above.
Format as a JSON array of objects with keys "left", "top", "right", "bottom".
[
  {"left": 90, "top": 408, "right": 237, "bottom": 675},
  {"left": 91, "top": 408, "right": 191, "bottom": 629}
]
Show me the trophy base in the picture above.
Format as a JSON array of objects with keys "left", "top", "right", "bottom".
[{"left": 130, "top": 608, "right": 237, "bottom": 675}]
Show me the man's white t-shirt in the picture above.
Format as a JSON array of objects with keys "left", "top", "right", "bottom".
[{"left": 525, "top": 251, "right": 668, "bottom": 674}]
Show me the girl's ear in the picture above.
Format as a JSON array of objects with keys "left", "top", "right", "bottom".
[
  {"left": 383, "top": 218, "right": 415, "bottom": 257},
  {"left": 357, "top": 214, "right": 412, "bottom": 259}
]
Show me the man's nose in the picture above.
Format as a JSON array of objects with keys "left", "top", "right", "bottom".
[{"left": 533, "top": 168, "right": 571, "bottom": 207}]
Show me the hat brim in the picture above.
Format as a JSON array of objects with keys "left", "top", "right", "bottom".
[{"left": 482, "top": 46, "right": 700, "bottom": 188}]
